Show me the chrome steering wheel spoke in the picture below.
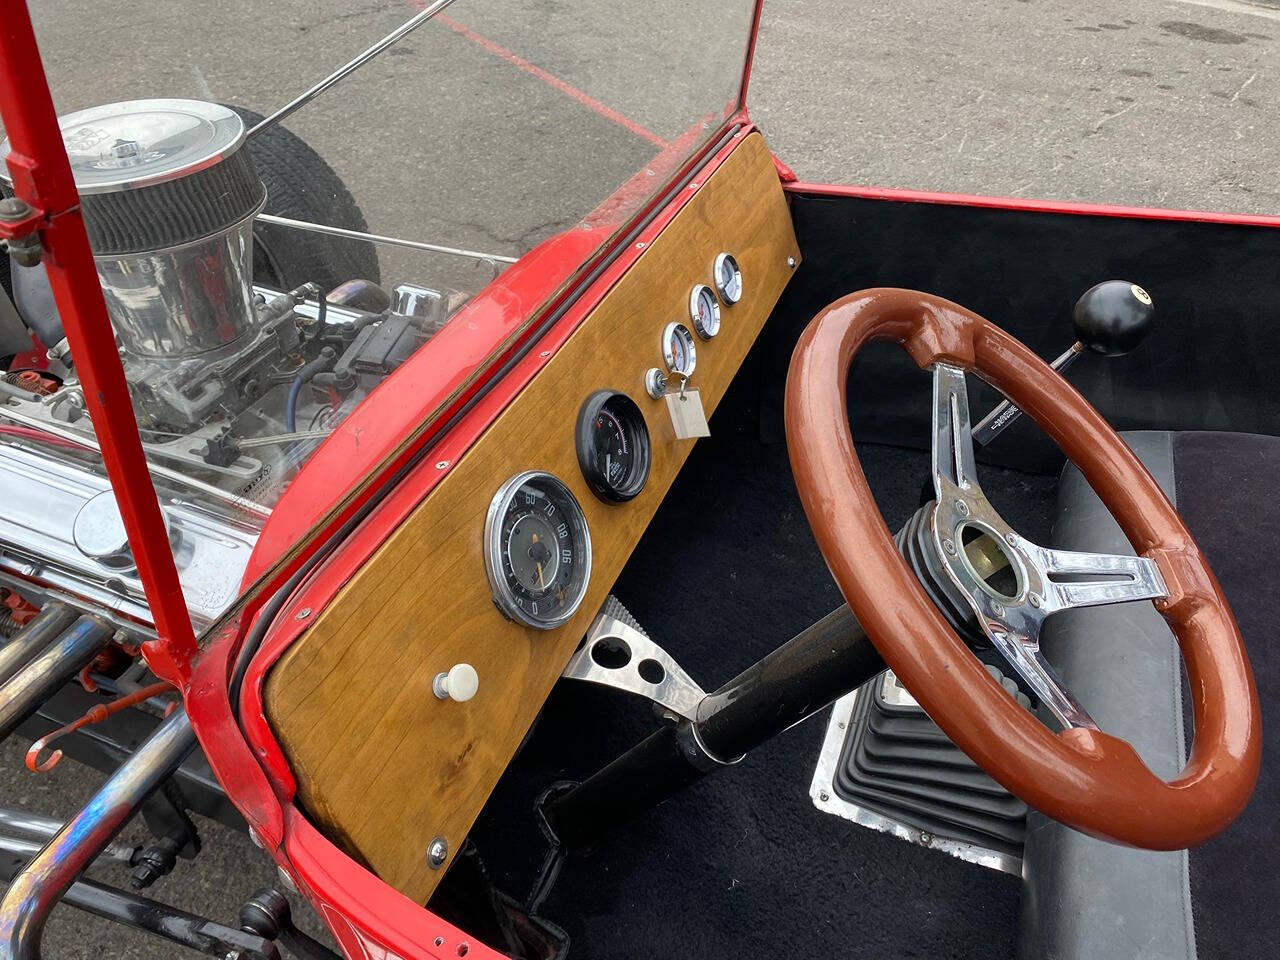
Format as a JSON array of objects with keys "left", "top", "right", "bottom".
[
  {"left": 984, "top": 622, "right": 1098, "bottom": 730},
  {"left": 1022, "top": 543, "right": 1167, "bottom": 615},
  {"left": 925, "top": 363, "right": 1169, "bottom": 731},
  {"left": 931, "top": 364, "right": 981, "bottom": 500}
]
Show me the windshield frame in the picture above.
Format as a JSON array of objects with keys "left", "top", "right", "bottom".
[{"left": 0, "top": 0, "right": 768, "bottom": 682}]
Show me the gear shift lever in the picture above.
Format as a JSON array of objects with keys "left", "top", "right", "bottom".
[{"left": 972, "top": 280, "right": 1154, "bottom": 447}]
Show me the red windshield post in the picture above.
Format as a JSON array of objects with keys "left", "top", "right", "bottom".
[
  {"left": 737, "top": 0, "right": 767, "bottom": 114},
  {"left": 0, "top": 1, "right": 197, "bottom": 682}
]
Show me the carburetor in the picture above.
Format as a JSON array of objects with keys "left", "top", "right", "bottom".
[{"left": 2, "top": 99, "right": 280, "bottom": 430}]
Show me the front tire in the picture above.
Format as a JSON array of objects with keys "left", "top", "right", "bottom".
[{"left": 227, "top": 105, "right": 382, "bottom": 292}]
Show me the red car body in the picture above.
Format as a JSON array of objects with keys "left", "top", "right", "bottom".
[{"left": 3, "top": 1, "right": 1278, "bottom": 956}]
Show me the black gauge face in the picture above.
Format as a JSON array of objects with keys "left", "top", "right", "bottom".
[
  {"left": 690, "top": 284, "right": 721, "bottom": 340},
  {"left": 485, "top": 472, "right": 592, "bottom": 629},
  {"left": 576, "top": 391, "right": 652, "bottom": 503}
]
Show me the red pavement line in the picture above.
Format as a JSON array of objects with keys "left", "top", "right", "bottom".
[{"left": 411, "top": 4, "right": 668, "bottom": 149}]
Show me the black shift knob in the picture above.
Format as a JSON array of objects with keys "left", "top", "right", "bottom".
[{"left": 1072, "top": 280, "right": 1154, "bottom": 357}]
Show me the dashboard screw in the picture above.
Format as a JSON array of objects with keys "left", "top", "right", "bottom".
[
  {"left": 435, "top": 460, "right": 450, "bottom": 470},
  {"left": 991, "top": 601, "right": 1005, "bottom": 617},
  {"left": 1029, "top": 593, "right": 1042, "bottom": 608},
  {"left": 427, "top": 837, "right": 448, "bottom": 869},
  {"left": 294, "top": 608, "right": 311, "bottom": 621},
  {"left": 787, "top": 256, "right": 797, "bottom": 269},
  {"left": 942, "top": 539, "right": 957, "bottom": 556},
  {"left": 954, "top": 499, "right": 969, "bottom": 516},
  {"left": 818, "top": 791, "right": 830, "bottom": 802},
  {"left": 1006, "top": 532, "right": 1018, "bottom": 546}
]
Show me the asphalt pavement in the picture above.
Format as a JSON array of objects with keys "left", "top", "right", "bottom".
[{"left": 2, "top": 0, "right": 1279, "bottom": 957}]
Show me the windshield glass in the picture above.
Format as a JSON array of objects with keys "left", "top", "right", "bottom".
[{"left": 0, "top": 0, "right": 758, "bottom": 629}]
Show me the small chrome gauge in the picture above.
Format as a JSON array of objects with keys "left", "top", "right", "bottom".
[
  {"left": 576, "top": 391, "right": 652, "bottom": 503},
  {"left": 485, "top": 471, "right": 592, "bottom": 630},
  {"left": 689, "top": 284, "right": 721, "bottom": 340},
  {"left": 713, "top": 252, "right": 743, "bottom": 305},
  {"left": 661, "top": 322, "right": 697, "bottom": 378}
]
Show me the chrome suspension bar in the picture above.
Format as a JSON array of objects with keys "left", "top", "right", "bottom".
[
  {"left": 0, "top": 835, "right": 137, "bottom": 868},
  {"left": 0, "top": 709, "right": 198, "bottom": 960},
  {"left": 247, "top": 0, "right": 462, "bottom": 139},
  {"left": 256, "top": 213, "right": 518, "bottom": 266},
  {"left": 0, "top": 807, "right": 136, "bottom": 865}
]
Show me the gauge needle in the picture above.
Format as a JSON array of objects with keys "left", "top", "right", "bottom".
[
  {"left": 536, "top": 561, "right": 545, "bottom": 590},
  {"left": 606, "top": 453, "right": 612, "bottom": 477}
]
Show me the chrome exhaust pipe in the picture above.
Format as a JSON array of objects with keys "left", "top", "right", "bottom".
[
  {"left": 0, "top": 605, "right": 77, "bottom": 685},
  {"left": 0, "top": 615, "right": 112, "bottom": 743}
]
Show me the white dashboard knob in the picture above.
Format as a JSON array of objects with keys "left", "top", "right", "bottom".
[{"left": 433, "top": 663, "right": 479, "bottom": 702}]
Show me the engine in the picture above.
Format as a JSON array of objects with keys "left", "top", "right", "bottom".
[{"left": 0, "top": 99, "right": 456, "bottom": 631}]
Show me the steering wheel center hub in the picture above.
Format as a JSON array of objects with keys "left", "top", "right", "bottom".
[{"left": 953, "top": 520, "right": 1023, "bottom": 603}]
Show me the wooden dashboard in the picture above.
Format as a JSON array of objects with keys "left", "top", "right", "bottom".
[{"left": 264, "top": 133, "right": 800, "bottom": 903}]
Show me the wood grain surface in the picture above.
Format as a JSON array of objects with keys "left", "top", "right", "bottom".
[{"left": 265, "top": 133, "right": 799, "bottom": 902}]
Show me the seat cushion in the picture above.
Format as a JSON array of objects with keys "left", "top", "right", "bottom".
[{"left": 1018, "top": 431, "right": 1280, "bottom": 960}]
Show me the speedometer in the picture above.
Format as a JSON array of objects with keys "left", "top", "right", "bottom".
[{"left": 485, "top": 472, "right": 592, "bottom": 630}]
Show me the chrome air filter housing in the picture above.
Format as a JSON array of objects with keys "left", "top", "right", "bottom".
[{"left": 1, "top": 99, "right": 267, "bottom": 359}]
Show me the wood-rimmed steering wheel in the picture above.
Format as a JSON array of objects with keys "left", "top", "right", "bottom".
[{"left": 785, "top": 288, "right": 1260, "bottom": 849}]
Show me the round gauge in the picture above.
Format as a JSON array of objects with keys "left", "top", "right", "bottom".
[
  {"left": 689, "top": 284, "right": 721, "bottom": 340},
  {"left": 485, "top": 472, "right": 592, "bottom": 630},
  {"left": 714, "top": 252, "right": 743, "bottom": 305},
  {"left": 661, "top": 322, "right": 697, "bottom": 377},
  {"left": 576, "top": 391, "right": 652, "bottom": 503}
]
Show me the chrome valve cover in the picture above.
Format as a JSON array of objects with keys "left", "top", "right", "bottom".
[{"left": 0, "top": 443, "right": 258, "bottom": 628}]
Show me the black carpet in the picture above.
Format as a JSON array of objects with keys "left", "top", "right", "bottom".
[
  {"left": 461, "top": 360, "right": 1058, "bottom": 960},
  {"left": 451, "top": 193, "right": 1280, "bottom": 958}
]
